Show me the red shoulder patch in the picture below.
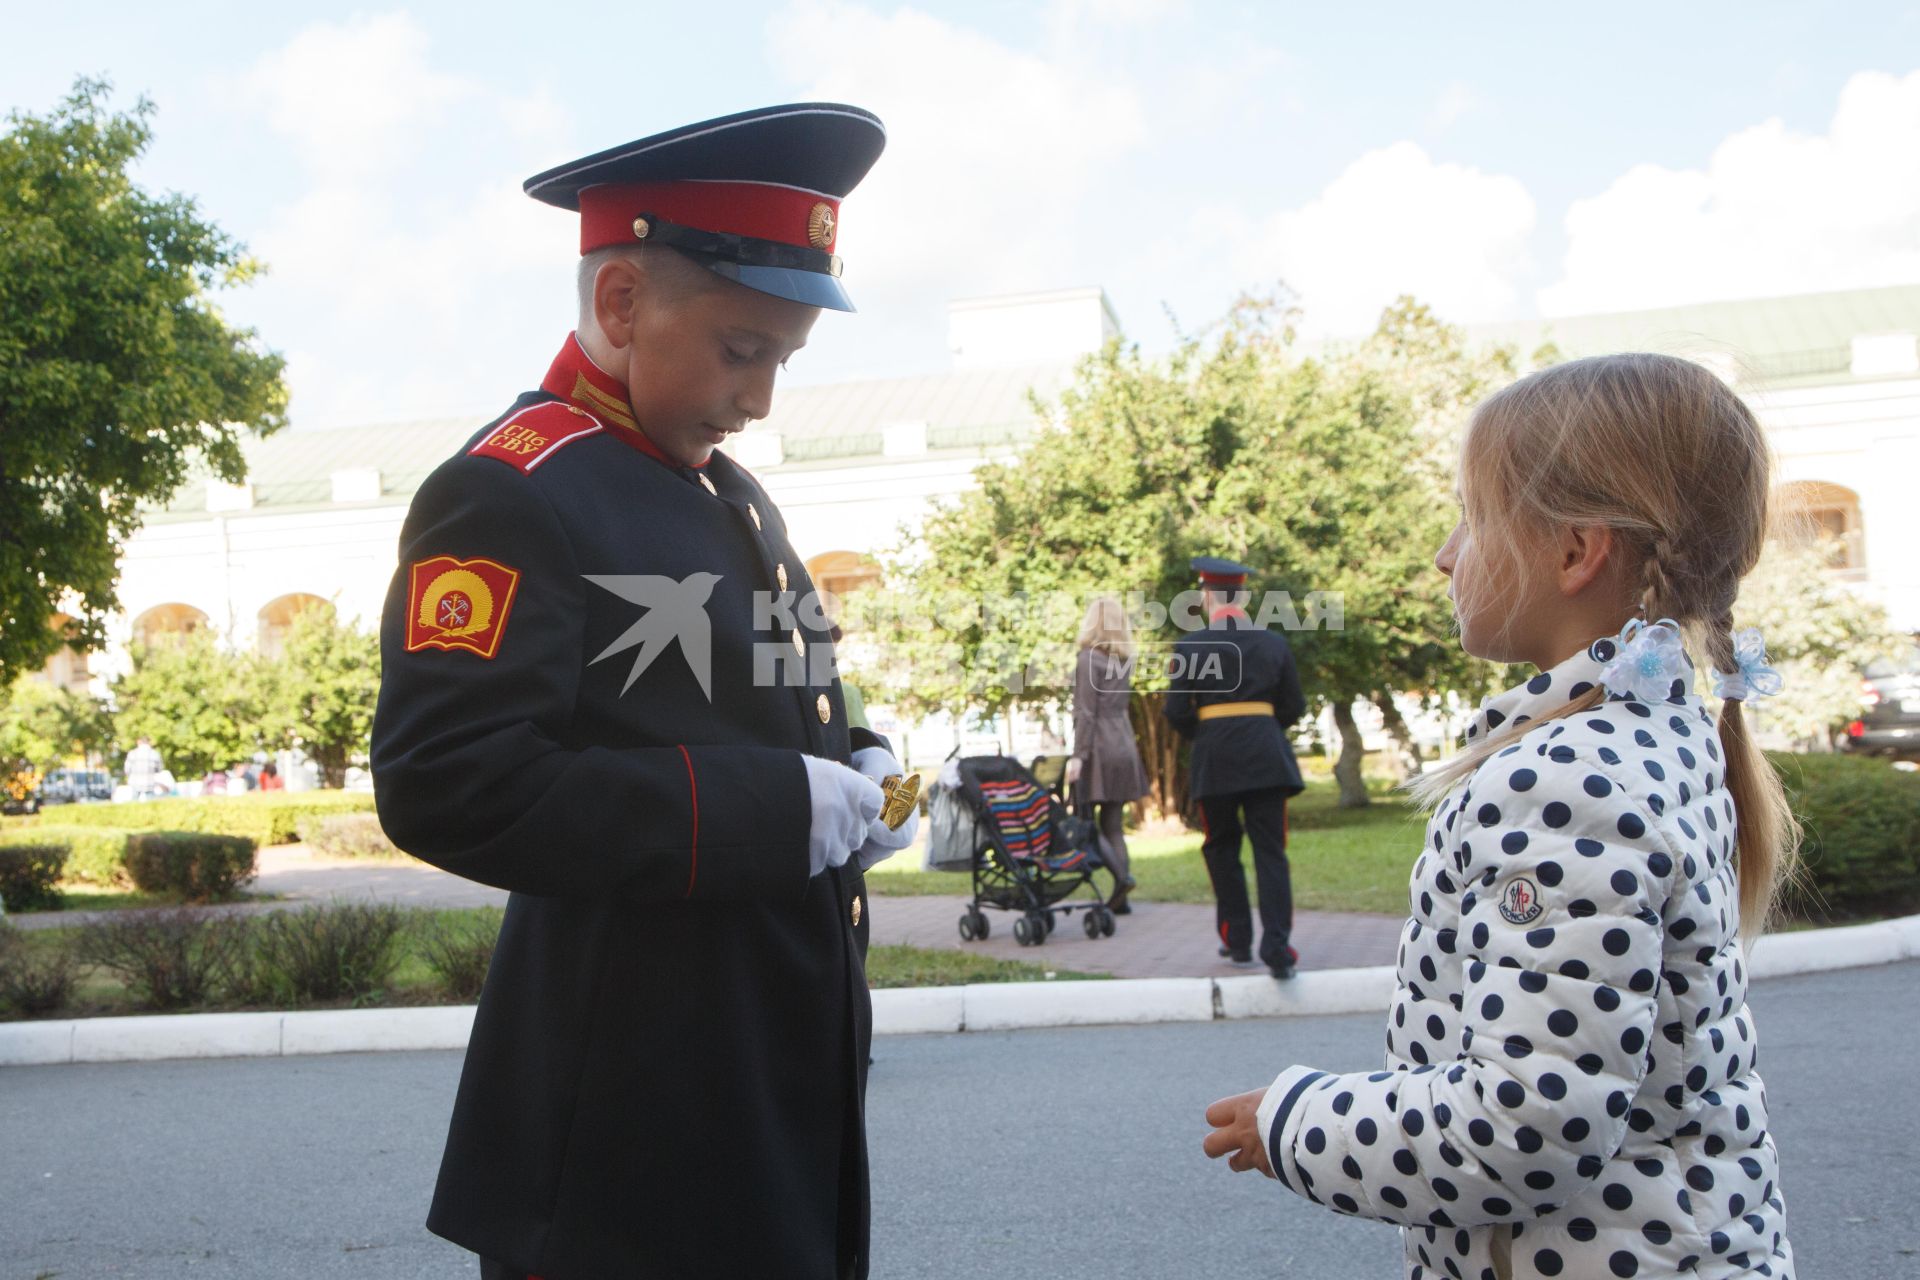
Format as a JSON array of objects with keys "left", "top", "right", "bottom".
[{"left": 469, "top": 402, "right": 605, "bottom": 473}]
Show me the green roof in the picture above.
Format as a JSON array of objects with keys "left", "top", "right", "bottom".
[
  {"left": 1471, "top": 284, "right": 1920, "bottom": 386},
  {"left": 151, "top": 361, "right": 1077, "bottom": 517},
  {"left": 151, "top": 285, "right": 1920, "bottom": 518}
]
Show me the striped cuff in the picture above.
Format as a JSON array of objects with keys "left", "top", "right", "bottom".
[{"left": 1255, "top": 1065, "right": 1326, "bottom": 1190}]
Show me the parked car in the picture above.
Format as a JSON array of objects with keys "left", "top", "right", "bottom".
[
  {"left": 37, "top": 768, "right": 116, "bottom": 806},
  {"left": 1843, "top": 643, "right": 1920, "bottom": 760}
]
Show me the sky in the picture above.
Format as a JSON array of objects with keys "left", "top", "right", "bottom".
[{"left": 6, "top": 0, "right": 1920, "bottom": 429}]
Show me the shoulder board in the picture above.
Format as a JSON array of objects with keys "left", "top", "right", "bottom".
[{"left": 468, "top": 402, "right": 606, "bottom": 474}]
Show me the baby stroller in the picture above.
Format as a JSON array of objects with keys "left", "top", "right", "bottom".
[{"left": 927, "top": 753, "right": 1118, "bottom": 947}]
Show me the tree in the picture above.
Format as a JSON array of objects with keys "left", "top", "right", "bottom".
[
  {"left": 0, "top": 79, "right": 286, "bottom": 686},
  {"left": 257, "top": 606, "right": 380, "bottom": 788},
  {"left": 1732, "top": 536, "right": 1904, "bottom": 748},
  {"left": 109, "top": 636, "right": 265, "bottom": 781},
  {"left": 0, "top": 676, "right": 113, "bottom": 772},
  {"left": 869, "top": 295, "right": 1529, "bottom": 814}
]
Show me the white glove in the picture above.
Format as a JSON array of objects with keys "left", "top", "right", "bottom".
[
  {"left": 1065, "top": 757, "right": 1083, "bottom": 785},
  {"left": 850, "top": 745, "right": 920, "bottom": 872},
  {"left": 803, "top": 755, "right": 884, "bottom": 877}
]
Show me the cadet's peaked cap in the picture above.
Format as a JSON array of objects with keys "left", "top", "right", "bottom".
[
  {"left": 523, "top": 104, "right": 886, "bottom": 312},
  {"left": 1192, "top": 556, "right": 1251, "bottom": 587}
]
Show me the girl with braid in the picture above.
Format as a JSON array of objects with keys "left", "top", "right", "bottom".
[{"left": 1203, "top": 353, "right": 1798, "bottom": 1279}]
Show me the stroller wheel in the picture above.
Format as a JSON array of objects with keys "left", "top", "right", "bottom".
[
  {"left": 958, "top": 914, "right": 978, "bottom": 942},
  {"left": 1082, "top": 911, "right": 1103, "bottom": 939},
  {"left": 971, "top": 911, "right": 990, "bottom": 940},
  {"left": 1013, "top": 915, "right": 1034, "bottom": 946},
  {"left": 1099, "top": 906, "right": 1117, "bottom": 937}
]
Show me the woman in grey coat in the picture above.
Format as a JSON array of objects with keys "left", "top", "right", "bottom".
[{"left": 1068, "top": 596, "right": 1151, "bottom": 911}]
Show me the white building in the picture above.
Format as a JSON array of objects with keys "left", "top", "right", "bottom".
[{"left": 34, "top": 283, "right": 1920, "bottom": 764}]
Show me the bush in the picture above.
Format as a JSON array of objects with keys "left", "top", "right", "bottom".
[
  {"left": 247, "top": 902, "right": 408, "bottom": 1004},
  {"left": 0, "top": 825, "right": 135, "bottom": 885},
  {"left": 47, "top": 791, "right": 376, "bottom": 846},
  {"left": 416, "top": 909, "right": 502, "bottom": 1001},
  {"left": 1772, "top": 752, "right": 1920, "bottom": 917},
  {"left": 122, "top": 832, "right": 258, "bottom": 903},
  {"left": 298, "top": 812, "right": 404, "bottom": 860},
  {"left": 76, "top": 909, "right": 248, "bottom": 1010},
  {"left": 0, "top": 843, "right": 68, "bottom": 912},
  {"left": 0, "top": 922, "right": 77, "bottom": 1016}
]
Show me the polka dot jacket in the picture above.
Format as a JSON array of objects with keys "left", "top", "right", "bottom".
[{"left": 1253, "top": 639, "right": 1793, "bottom": 1279}]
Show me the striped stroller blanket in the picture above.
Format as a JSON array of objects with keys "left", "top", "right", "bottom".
[{"left": 976, "top": 777, "right": 1090, "bottom": 871}]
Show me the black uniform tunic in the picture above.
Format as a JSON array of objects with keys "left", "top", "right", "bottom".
[
  {"left": 1164, "top": 609, "right": 1310, "bottom": 963},
  {"left": 1163, "top": 611, "right": 1308, "bottom": 799},
  {"left": 372, "top": 335, "right": 879, "bottom": 1280}
]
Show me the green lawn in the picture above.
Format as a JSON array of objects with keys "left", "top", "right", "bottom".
[
  {"left": 868, "top": 779, "right": 1425, "bottom": 916},
  {"left": 33, "top": 883, "right": 285, "bottom": 914},
  {"left": 0, "top": 907, "right": 1099, "bottom": 1021}
]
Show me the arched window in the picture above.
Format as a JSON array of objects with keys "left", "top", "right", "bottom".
[
  {"left": 804, "top": 551, "right": 883, "bottom": 628},
  {"left": 1778, "top": 481, "right": 1866, "bottom": 578},
  {"left": 257, "top": 593, "right": 333, "bottom": 658},
  {"left": 131, "top": 603, "right": 210, "bottom": 649}
]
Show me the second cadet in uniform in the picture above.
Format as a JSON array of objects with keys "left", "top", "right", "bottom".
[
  {"left": 371, "top": 104, "right": 917, "bottom": 1280},
  {"left": 1164, "top": 557, "right": 1308, "bottom": 979}
]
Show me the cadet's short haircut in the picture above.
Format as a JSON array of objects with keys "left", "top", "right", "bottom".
[{"left": 577, "top": 244, "right": 724, "bottom": 326}]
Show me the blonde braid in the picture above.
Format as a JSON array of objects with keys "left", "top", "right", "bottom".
[
  {"left": 1639, "top": 536, "right": 1680, "bottom": 620},
  {"left": 1703, "top": 603, "right": 1740, "bottom": 685}
]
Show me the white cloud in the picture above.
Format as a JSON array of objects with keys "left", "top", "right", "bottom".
[
  {"left": 1208, "top": 141, "right": 1537, "bottom": 336},
  {"left": 1541, "top": 68, "right": 1920, "bottom": 315},
  {"left": 1048, "top": 0, "right": 1186, "bottom": 33},
  {"left": 235, "top": 12, "right": 580, "bottom": 425},
  {"left": 1425, "top": 80, "right": 1483, "bottom": 135},
  {"left": 766, "top": 0, "right": 1146, "bottom": 307},
  {"left": 242, "top": 12, "right": 471, "bottom": 182}
]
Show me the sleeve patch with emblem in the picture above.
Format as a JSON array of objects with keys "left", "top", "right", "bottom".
[{"left": 405, "top": 556, "right": 523, "bottom": 659}]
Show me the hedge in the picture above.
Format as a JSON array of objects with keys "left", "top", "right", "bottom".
[
  {"left": 0, "top": 844, "right": 67, "bottom": 912},
  {"left": 28, "top": 791, "right": 375, "bottom": 847},
  {"left": 122, "top": 832, "right": 259, "bottom": 903},
  {"left": 0, "top": 825, "right": 136, "bottom": 885},
  {"left": 1770, "top": 752, "right": 1920, "bottom": 918}
]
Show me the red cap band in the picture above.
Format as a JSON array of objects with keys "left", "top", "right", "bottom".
[{"left": 578, "top": 180, "right": 839, "bottom": 256}]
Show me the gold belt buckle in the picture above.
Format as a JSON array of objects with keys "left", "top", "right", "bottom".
[{"left": 879, "top": 773, "right": 921, "bottom": 830}]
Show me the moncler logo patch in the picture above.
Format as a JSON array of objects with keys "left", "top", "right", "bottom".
[{"left": 1498, "top": 877, "right": 1545, "bottom": 926}]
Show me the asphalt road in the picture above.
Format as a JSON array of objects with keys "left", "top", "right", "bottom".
[{"left": 5, "top": 962, "right": 1917, "bottom": 1279}]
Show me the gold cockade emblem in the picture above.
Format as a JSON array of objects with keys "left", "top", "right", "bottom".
[{"left": 807, "top": 202, "right": 836, "bottom": 250}]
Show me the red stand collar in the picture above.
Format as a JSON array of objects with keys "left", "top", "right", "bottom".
[
  {"left": 539, "top": 333, "right": 708, "bottom": 471},
  {"left": 1209, "top": 605, "right": 1249, "bottom": 624}
]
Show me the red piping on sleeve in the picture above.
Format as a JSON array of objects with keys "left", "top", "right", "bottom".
[{"left": 678, "top": 744, "right": 699, "bottom": 897}]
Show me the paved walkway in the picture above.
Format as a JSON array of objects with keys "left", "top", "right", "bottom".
[{"left": 15, "top": 845, "right": 1406, "bottom": 978}]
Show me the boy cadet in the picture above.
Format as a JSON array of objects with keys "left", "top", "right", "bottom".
[
  {"left": 370, "top": 105, "right": 917, "bottom": 1280},
  {"left": 1163, "top": 557, "right": 1307, "bottom": 979}
]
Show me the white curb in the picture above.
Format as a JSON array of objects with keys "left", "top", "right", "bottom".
[
  {"left": 281, "top": 1006, "right": 476, "bottom": 1056},
  {"left": 1215, "top": 966, "right": 1398, "bottom": 1020},
  {"left": 7, "top": 912, "right": 1917, "bottom": 1068},
  {"left": 963, "top": 977, "right": 1214, "bottom": 1032},
  {"left": 871, "top": 987, "right": 964, "bottom": 1036},
  {"left": 72, "top": 1011, "right": 282, "bottom": 1063}
]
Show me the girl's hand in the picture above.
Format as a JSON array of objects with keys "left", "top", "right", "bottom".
[{"left": 1202, "top": 1088, "right": 1274, "bottom": 1177}]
